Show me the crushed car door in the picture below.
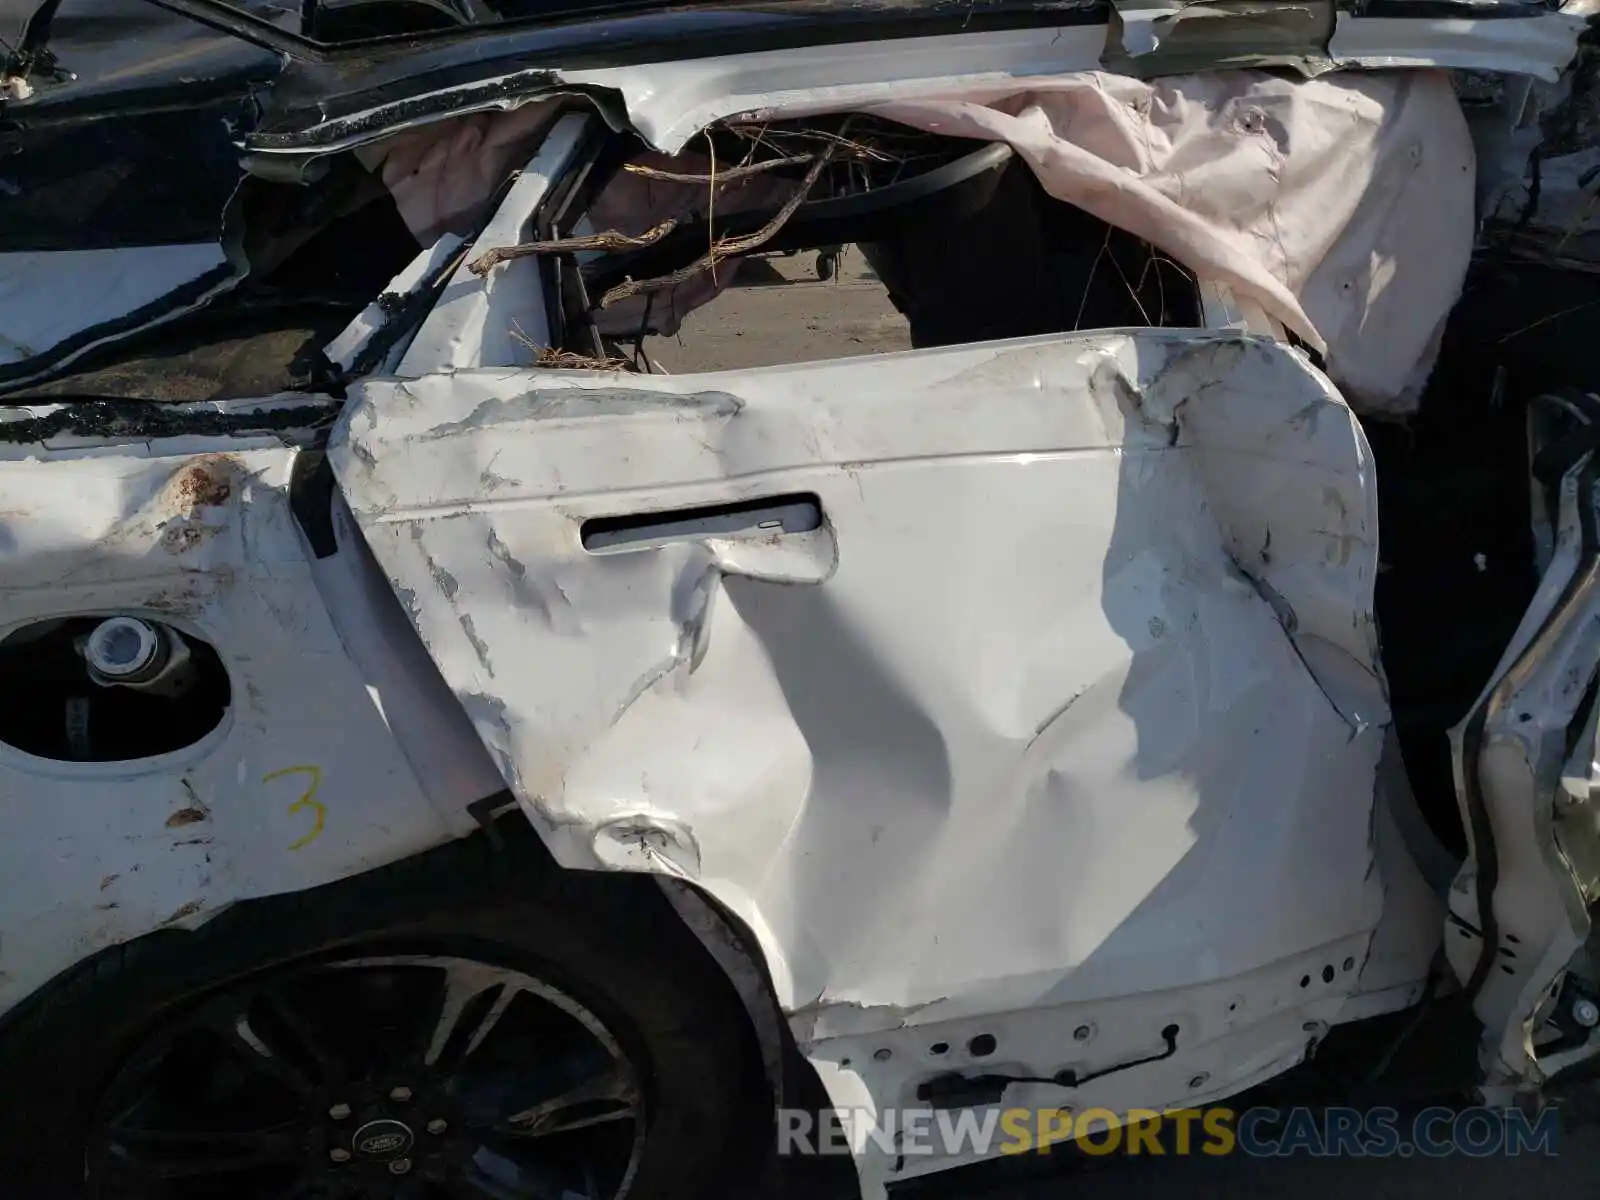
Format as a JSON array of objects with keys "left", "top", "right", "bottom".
[{"left": 330, "top": 305, "right": 1414, "bottom": 1185}]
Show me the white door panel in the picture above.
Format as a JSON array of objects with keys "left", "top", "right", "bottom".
[{"left": 333, "top": 330, "right": 1422, "bottom": 1183}]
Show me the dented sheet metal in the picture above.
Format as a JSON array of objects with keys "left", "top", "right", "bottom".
[
  {"left": 332, "top": 330, "right": 1422, "bottom": 1185},
  {"left": 1328, "top": 11, "right": 1593, "bottom": 82}
]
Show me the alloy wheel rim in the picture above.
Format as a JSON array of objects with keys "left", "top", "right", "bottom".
[{"left": 90, "top": 951, "right": 647, "bottom": 1198}]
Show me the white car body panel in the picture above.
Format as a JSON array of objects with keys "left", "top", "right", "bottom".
[
  {"left": 1326, "top": 13, "right": 1590, "bottom": 80},
  {"left": 323, "top": 232, "right": 465, "bottom": 372},
  {"left": 330, "top": 329, "right": 1437, "bottom": 1187},
  {"left": 0, "top": 399, "right": 493, "bottom": 1014},
  {"left": 239, "top": 11, "right": 1588, "bottom": 166}
]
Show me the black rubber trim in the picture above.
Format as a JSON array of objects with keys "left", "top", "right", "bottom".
[
  {"left": 0, "top": 399, "right": 338, "bottom": 444},
  {"left": 288, "top": 448, "right": 339, "bottom": 559},
  {"left": 150, "top": 0, "right": 1112, "bottom": 61},
  {"left": 534, "top": 116, "right": 621, "bottom": 360}
]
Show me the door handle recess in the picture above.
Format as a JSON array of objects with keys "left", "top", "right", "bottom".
[{"left": 581, "top": 494, "right": 822, "bottom": 553}]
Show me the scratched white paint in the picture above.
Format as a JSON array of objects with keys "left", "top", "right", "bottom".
[
  {"left": 0, "top": 400, "right": 491, "bottom": 1014},
  {"left": 1327, "top": 12, "right": 1589, "bottom": 81},
  {"left": 332, "top": 329, "right": 1440, "bottom": 1186}
]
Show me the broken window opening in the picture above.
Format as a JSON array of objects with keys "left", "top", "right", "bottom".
[
  {"left": 8, "top": 158, "right": 426, "bottom": 404},
  {"left": 525, "top": 116, "right": 1202, "bottom": 375}
]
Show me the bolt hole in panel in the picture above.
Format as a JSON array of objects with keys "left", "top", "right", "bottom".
[
  {"left": 0, "top": 617, "right": 229, "bottom": 761},
  {"left": 967, "top": 1034, "right": 998, "bottom": 1058}
]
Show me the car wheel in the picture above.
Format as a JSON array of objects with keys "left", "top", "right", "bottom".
[{"left": 0, "top": 825, "right": 764, "bottom": 1199}]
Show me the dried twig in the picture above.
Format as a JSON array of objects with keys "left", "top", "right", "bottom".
[
  {"left": 599, "top": 147, "right": 835, "bottom": 309},
  {"left": 533, "top": 346, "right": 632, "bottom": 370},
  {"left": 1105, "top": 242, "right": 1151, "bottom": 327},
  {"left": 1136, "top": 250, "right": 1189, "bottom": 324},
  {"left": 1074, "top": 224, "right": 1115, "bottom": 331},
  {"left": 507, "top": 321, "right": 631, "bottom": 370},
  {"left": 621, "top": 154, "right": 815, "bottom": 185},
  {"left": 468, "top": 218, "right": 680, "bottom": 276},
  {"left": 1496, "top": 298, "right": 1600, "bottom": 344},
  {"left": 722, "top": 122, "right": 914, "bottom": 164},
  {"left": 708, "top": 134, "right": 718, "bottom": 286}
]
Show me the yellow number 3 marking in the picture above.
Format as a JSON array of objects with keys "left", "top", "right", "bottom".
[{"left": 265, "top": 765, "right": 326, "bottom": 850}]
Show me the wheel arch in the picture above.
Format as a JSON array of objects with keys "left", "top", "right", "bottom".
[{"left": 0, "top": 816, "right": 786, "bottom": 1195}]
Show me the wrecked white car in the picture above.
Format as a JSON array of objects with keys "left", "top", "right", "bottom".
[{"left": 4, "top": 0, "right": 1600, "bottom": 1196}]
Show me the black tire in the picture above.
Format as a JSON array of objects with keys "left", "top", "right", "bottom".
[{"left": 0, "top": 822, "right": 765, "bottom": 1198}]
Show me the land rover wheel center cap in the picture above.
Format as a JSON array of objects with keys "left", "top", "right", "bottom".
[{"left": 352, "top": 1118, "right": 414, "bottom": 1161}]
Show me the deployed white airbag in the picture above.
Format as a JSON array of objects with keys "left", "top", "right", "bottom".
[{"left": 870, "top": 69, "right": 1474, "bottom": 413}]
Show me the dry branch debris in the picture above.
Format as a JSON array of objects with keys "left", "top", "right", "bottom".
[
  {"left": 468, "top": 218, "right": 681, "bottom": 276},
  {"left": 621, "top": 154, "right": 815, "bottom": 185},
  {"left": 598, "top": 147, "right": 835, "bottom": 309}
]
